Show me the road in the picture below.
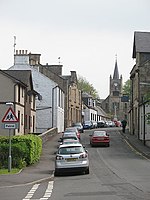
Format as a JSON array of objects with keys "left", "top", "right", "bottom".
[{"left": 1, "top": 128, "right": 150, "bottom": 200}]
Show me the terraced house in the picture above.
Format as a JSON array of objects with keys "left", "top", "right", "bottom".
[
  {"left": 8, "top": 50, "right": 82, "bottom": 132},
  {"left": 130, "top": 31, "right": 150, "bottom": 146},
  {"left": 0, "top": 70, "right": 38, "bottom": 135}
]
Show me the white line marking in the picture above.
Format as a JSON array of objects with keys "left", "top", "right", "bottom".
[
  {"left": 22, "top": 184, "right": 40, "bottom": 200},
  {"left": 22, "top": 181, "right": 54, "bottom": 200},
  {"left": 40, "top": 181, "right": 54, "bottom": 200}
]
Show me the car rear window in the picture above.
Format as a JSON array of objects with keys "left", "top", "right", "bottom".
[
  {"left": 94, "top": 131, "right": 106, "bottom": 136},
  {"left": 59, "top": 146, "right": 84, "bottom": 154}
]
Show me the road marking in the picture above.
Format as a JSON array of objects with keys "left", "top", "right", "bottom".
[
  {"left": 23, "top": 184, "right": 40, "bottom": 200},
  {"left": 40, "top": 181, "right": 54, "bottom": 200},
  {"left": 0, "top": 174, "right": 54, "bottom": 189},
  {"left": 22, "top": 181, "right": 54, "bottom": 200}
]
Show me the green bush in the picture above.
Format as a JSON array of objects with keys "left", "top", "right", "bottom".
[{"left": 0, "top": 134, "right": 42, "bottom": 169}]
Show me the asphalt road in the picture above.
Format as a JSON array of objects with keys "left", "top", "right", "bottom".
[{"left": 1, "top": 127, "right": 150, "bottom": 200}]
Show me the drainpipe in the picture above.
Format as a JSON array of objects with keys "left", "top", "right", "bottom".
[{"left": 143, "top": 101, "right": 146, "bottom": 146}]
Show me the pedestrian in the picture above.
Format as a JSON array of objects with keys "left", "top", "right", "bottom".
[{"left": 121, "top": 119, "right": 127, "bottom": 133}]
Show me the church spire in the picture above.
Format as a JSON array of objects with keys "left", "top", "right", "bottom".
[{"left": 113, "top": 54, "right": 119, "bottom": 79}]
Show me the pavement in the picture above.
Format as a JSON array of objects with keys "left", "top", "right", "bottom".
[
  {"left": 0, "top": 132, "right": 62, "bottom": 188},
  {"left": 0, "top": 128, "right": 150, "bottom": 188},
  {"left": 119, "top": 128, "right": 150, "bottom": 159}
]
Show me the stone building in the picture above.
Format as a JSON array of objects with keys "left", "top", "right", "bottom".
[
  {"left": 9, "top": 50, "right": 65, "bottom": 133},
  {"left": 38, "top": 64, "right": 82, "bottom": 128},
  {"left": 101, "top": 57, "right": 129, "bottom": 121},
  {"left": 0, "top": 70, "right": 38, "bottom": 135},
  {"left": 9, "top": 50, "right": 82, "bottom": 131},
  {"left": 130, "top": 31, "right": 150, "bottom": 146}
]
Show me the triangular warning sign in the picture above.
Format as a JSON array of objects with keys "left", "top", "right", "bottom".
[{"left": 2, "top": 107, "right": 19, "bottom": 122}]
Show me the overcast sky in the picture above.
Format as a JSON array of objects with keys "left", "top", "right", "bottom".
[{"left": 0, "top": 0, "right": 150, "bottom": 98}]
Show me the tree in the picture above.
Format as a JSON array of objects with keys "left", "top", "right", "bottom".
[
  {"left": 77, "top": 75, "right": 100, "bottom": 99},
  {"left": 122, "top": 79, "right": 130, "bottom": 96}
]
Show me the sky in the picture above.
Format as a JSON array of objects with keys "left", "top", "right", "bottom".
[{"left": 0, "top": 0, "right": 150, "bottom": 99}]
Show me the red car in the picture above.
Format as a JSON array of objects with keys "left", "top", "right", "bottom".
[{"left": 89, "top": 130, "right": 110, "bottom": 147}]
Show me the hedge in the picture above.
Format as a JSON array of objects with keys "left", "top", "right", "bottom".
[{"left": 0, "top": 134, "right": 42, "bottom": 169}]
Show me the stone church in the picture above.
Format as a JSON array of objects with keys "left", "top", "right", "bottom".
[{"left": 101, "top": 57, "right": 129, "bottom": 121}]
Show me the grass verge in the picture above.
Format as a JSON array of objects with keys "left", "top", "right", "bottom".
[{"left": 0, "top": 168, "right": 20, "bottom": 175}]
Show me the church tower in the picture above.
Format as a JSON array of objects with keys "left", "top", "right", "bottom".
[
  {"left": 101, "top": 55, "right": 127, "bottom": 121},
  {"left": 109, "top": 56, "right": 122, "bottom": 97},
  {"left": 108, "top": 56, "right": 123, "bottom": 120}
]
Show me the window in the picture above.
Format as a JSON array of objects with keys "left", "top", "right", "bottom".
[
  {"left": 18, "top": 111, "right": 20, "bottom": 132},
  {"left": 33, "top": 116, "right": 35, "bottom": 133},
  {"left": 113, "top": 91, "right": 119, "bottom": 96},
  {"left": 22, "top": 87, "right": 24, "bottom": 98},
  {"left": 33, "top": 96, "right": 35, "bottom": 109},
  {"left": 25, "top": 115, "right": 27, "bottom": 129},
  {"left": 29, "top": 95, "right": 32, "bottom": 104},
  {"left": 21, "top": 114, "right": 23, "bottom": 125},
  {"left": 18, "top": 85, "right": 20, "bottom": 103},
  {"left": 29, "top": 116, "right": 31, "bottom": 130}
]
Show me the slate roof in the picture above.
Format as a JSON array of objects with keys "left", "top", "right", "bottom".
[
  {"left": 3, "top": 70, "right": 33, "bottom": 88},
  {"left": 95, "top": 105, "right": 108, "bottom": 117},
  {"left": 0, "top": 70, "right": 27, "bottom": 87},
  {"left": 113, "top": 59, "right": 119, "bottom": 79},
  {"left": 82, "top": 92, "right": 93, "bottom": 98},
  {"left": 132, "top": 31, "right": 150, "bottom": 58}
]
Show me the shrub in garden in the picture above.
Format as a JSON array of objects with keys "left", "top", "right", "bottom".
[{"left": 0, "top": 134, "right": 42, "bottom": 169}]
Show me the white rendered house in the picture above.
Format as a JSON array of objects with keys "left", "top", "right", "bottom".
[{"left": 9, "top": 50, "right": 64, "bottom": 133}]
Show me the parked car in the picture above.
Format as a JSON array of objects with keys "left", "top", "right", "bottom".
[
  {"left": 54, "top": 143, "right": 90, "bottom": 176},
  {"left": 61, "top": 139, "right": 80, "bottom": 145},
  {"left": 97, "top": 120, "right": 106, "bottom": 128},
  {"left": 91, "top": 120, "right": 97, "bottom": 128},
  {"left": 59, "top": 132, "right": 79, "bottom": 144},
  {"left": 64, "top": 127, "right": 81, "bottom": 140},
  {"left": 114, "top": 120, "right": 122, "bottom": 127},
  {"left": 83, "top": 121, "right": 93, "bottom": 129},
  {"left": 72, "top": 122, "right": 84, "bottom": 133},
  {"left": 89, "top": 130, "right": 110, "bottom": 147},
  {"left": 105, "top": 121, "right": 116, "bottom": 127}
]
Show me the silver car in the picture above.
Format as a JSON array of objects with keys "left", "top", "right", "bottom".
[{"left": 54, "top": 143, "right": 89, "bottom": 176}]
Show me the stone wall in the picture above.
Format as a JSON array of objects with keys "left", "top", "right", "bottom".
[{"left": 39, "top": 127, "right": 58, "bottom": 144}]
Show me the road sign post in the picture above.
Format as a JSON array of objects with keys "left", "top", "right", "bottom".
[
  {"left": 8, "top": 129, "right": 12, "bottom": 172},
  {"left": 1, "top": 102, "right": 19, "bottom": 172}
]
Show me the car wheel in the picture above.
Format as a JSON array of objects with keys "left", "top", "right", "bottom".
[
  {"left": 85, "top": 167, "right": 89, "bottom": 174},
  {"left": 54, "top": 170, "right": 59, "bottom": 176}
]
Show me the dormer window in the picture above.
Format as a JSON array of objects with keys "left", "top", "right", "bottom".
[{"left": 88, "top": 98, "right": 93, "bottom": 106}]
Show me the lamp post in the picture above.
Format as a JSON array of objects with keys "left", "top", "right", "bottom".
[{"left": 6, "top": 102, "right": 13, "bottom": 172}]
